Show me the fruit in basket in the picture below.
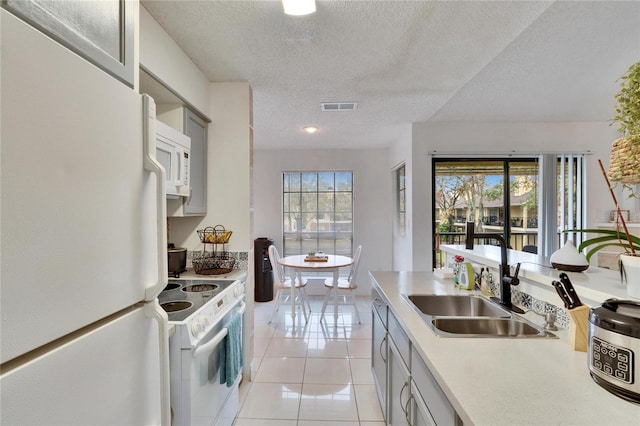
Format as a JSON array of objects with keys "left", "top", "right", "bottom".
[{"left": 205, "top": 233, "right": 215, "bottom": 243}]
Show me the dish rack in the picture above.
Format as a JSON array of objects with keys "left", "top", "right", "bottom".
[{"left": 192, "top": 225, "right": 235, "bottom": 275}]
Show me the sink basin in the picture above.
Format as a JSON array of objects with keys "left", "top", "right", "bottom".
[
  {"left": 403, "top": 294, "right": 511, "bottom": 317},
  {"left": 431, "top": 318, "right": 557, "bottom": 339},
  {"left": 401, "top": 294, "right": 557, "bottom": 339}
]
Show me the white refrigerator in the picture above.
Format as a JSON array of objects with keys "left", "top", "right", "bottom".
[{"left": 0, "top": 10, "right": 170, "bottom": 425}]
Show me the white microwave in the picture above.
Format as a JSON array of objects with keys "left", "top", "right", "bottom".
[{"left": 155, "top": 121, "right": 191, "bottom": 198}]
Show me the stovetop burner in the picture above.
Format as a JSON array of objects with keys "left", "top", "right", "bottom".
[
  {"left": 163, "top": 283, "right": 181, "bottom": 291},
  {"left": 182, "top": 283, "right": 219, "bottom": 293},
  {"left": 158, "top": 279, "right": 236, "bottom": 321},
  {"left": 160, "top": 301, "right": 193, "bottom": 312}
]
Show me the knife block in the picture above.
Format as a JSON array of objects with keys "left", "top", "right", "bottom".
[{"left": 567, "top": 305, "right": 590, "bottom": 352}]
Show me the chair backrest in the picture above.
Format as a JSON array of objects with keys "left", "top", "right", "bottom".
[
  {"left": 268, "top": 245, "right": 286, "bottom": 286},
  {"left": 346, "top": 245, "right": 362, "bottom": 288}
]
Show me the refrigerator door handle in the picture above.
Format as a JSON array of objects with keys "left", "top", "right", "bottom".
[
  {"left": 145, "top": 301, "right": 171, "bottom": 426},
  {"left": 142, "top": 94, "right": 168, "bottom": 300}
]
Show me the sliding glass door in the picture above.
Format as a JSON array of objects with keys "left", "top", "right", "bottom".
[{"left": 433, "top": 158, "right": 539, "bottom": 266}]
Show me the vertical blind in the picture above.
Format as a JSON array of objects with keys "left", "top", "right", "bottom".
[{"left": 555, "top": 154, "right": 587, "bottom": 248}]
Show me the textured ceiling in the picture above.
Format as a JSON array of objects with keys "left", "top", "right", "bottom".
[{"left": 142, "top": 0, "right": 640, "bottom": 150}]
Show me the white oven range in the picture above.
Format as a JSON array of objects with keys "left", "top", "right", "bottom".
[{"left": 159, "top": 279, "right": 245, "bottom": 426}]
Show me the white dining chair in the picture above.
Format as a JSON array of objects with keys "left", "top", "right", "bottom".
[
  {"left": 267, "top": 245, "right": 311, "bottom": 323},
  {"left": 320, "top": 245, "right": 362, "bottom": 324}
]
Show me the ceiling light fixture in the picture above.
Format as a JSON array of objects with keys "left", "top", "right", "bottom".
[
  {"left": 303, "top": 126, "right": 319, "bottom": 134},
  {"left": 282, "top": 0, "right": 316, "bottom": 16}
]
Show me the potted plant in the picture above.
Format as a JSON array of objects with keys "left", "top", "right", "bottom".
[
  {"left": 608, "top": 60, "right": 640, "bottom": 186},
  {"left": 569, "top": 60, "right": 640, "bottom": 298}
]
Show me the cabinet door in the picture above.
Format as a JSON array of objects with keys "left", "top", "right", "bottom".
[
  {"left": 371, "top": 308, "right": 387, "bottom": 421},
  {"left": 411, "top": 347, "right": 460, "bottom": 426},
  {"left": 183, "top": 109, "right": 207, "bottom": 215},
  {"left": 411, "top": 378, "right": 437, "bottom": 426},
  {"left": 388, "top": 338, "right": 411, "bottom": 426},
  {"left": 3, "top": 0, "right": 134, "bottom": 87}
]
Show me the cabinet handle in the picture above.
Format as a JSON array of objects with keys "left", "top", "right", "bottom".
[
  {"left": 405, "top": 394, "right": 415, "bottom": 426},
  {"left": 399, "top": 381, "right": 409, "bottom": 416},
  {"left": 380, "top": 335, "right": 387, "bottom": 363}
]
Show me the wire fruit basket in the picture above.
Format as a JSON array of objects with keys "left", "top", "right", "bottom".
[
  {"left": 193, "top": 225, "right": 235, "bottom": 275},
  {"left": 197, "top": 225, "right": 232, "bottom": 244}
]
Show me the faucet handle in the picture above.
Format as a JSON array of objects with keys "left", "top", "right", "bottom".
[{"left": 506, "top": 262, "right": 521, "bottom": 286}]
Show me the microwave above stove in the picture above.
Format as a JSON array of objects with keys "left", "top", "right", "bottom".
[{"left": 155, "top": 120, "right": 190, "bottom": 198}]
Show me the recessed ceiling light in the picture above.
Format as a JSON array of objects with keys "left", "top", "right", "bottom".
[
  {"left": 303, "top": 126, "right": 319, "bottom": 134},
  {"left": 282, "top": 0, "right": 316, "bottom": 16}
]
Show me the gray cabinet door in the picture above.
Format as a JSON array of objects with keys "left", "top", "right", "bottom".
[
  {"left": 388, "top": 338, "right": 411, "bottom": 426},
  {"left": 371, "top": 307, "right": 387, "bottom": 421},
  {"left": 3, "top": 0, "right": 134, "bottom": 87},
  {"left": 411, "top": 378, "right": 437, "bottom": 426},
  {"left": 183, "top": 109, "right": 208, "bottom": 215}
]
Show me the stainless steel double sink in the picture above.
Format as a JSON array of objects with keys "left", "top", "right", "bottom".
[{"left": 401, "top": 294, "right": 557, "bottom": 339}]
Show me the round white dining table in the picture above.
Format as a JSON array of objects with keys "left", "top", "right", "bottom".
[{"left": 277, "top": 254, "right": 354, "bottom": 323}]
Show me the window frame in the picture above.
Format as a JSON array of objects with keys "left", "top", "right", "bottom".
[
  {"left": 432, "top": 154, "right": 586, "bottom": 266},
  {"left": 282, "top": 171, "right": 354, "bottom": 258},
  {"left": 394, "top": 163, "right": 407, "bottom": 237}
]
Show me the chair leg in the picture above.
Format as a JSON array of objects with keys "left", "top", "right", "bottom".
[
  {"left": 349, "top": 292, "right": 361, "bottom": 324},
  {"left": 300, "top": 286, "right": 312, "bottom": 316},
  {"left": 268, "top": 288, "right": 282, "bottom": 324},
  {"left": 320, "top": 288, "right": 331, "bottom": 322},
  {"left": 297, "top": 288, "right": 309, "bottom": 323}
]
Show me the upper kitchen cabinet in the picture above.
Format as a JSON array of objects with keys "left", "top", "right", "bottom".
[
  {"left": 2, "top": 0, "right": 135, "bottom": 87},
  {"left": 181, "top": 110, "right": 207, "bottom": 215},
  {"left": 140, "top": 70, "right": 209, "bottom": 217},
  {"left": 163, "top": 106, "right": 208, "bottom": 217}
]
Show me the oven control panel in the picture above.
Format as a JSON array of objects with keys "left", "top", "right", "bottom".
[{"left": 187, "top": 280, "right": 244, "bottom": 342}]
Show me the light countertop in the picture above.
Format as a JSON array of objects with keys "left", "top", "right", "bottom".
[{"left": 370, "top": 271, "right": 640, "bottom": 425}]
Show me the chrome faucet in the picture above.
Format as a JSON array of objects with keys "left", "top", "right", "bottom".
[{"left": 465, "top": 222, "right": 524, "bottom": 313}]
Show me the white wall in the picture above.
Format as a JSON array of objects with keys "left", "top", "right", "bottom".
[
  {"left": 406, "top": 121, "right": 620, "bottom": 270},
  {"left": 388, "top": 124, "right": 414, "bottom": 271},
  {"left": 253, "top": 148, "right": 392, "bottom": 295},
  {"left": 169, "top": 83, "right": 253, "bottom": 254},
  {"left": 139, "top": 8, "right": 252, "bottom": 254},
  {"left": 139, "top": 5, "right": 210, "bottom": 118}
]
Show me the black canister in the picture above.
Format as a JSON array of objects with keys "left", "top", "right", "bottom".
[{"left": 168, "top": 243, "right": 187, "bottom": 278}]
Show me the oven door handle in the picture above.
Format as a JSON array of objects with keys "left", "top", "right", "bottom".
[
  {"left": 237, "top": 300, "right": 247, "bottom": 315},
  {"left": 193, "top": 328, "right": 228, "bottom": 358},
  {"left": 192, "top": 299, "right": 245, "bottom": 358}
]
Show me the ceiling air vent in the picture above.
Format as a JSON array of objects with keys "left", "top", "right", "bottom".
[{"left": 321, "top": 102, "right": 358, "bottom": 111}]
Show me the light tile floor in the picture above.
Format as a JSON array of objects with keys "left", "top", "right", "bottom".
[{"left": 235, "top": 295, "right": 385, "bottom": 426}]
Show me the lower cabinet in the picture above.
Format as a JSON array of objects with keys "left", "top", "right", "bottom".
[
  {"left": 371, "top": 285, "right": 462, "bottom": 426},
  {"left": 411, "top": 378, "right": 436, "bottom": 426},
  {"left": 371, "top": 300, "right": 388, "bottom": 420},
  {"left": 371, "top": 289, "right": 388, "bottom": 419},
  {"left": 388, "top": 337, "right": 411, "bottom": 425},
  {"left": 410, "top": 347, "right": 460, "bottom": 426}
]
